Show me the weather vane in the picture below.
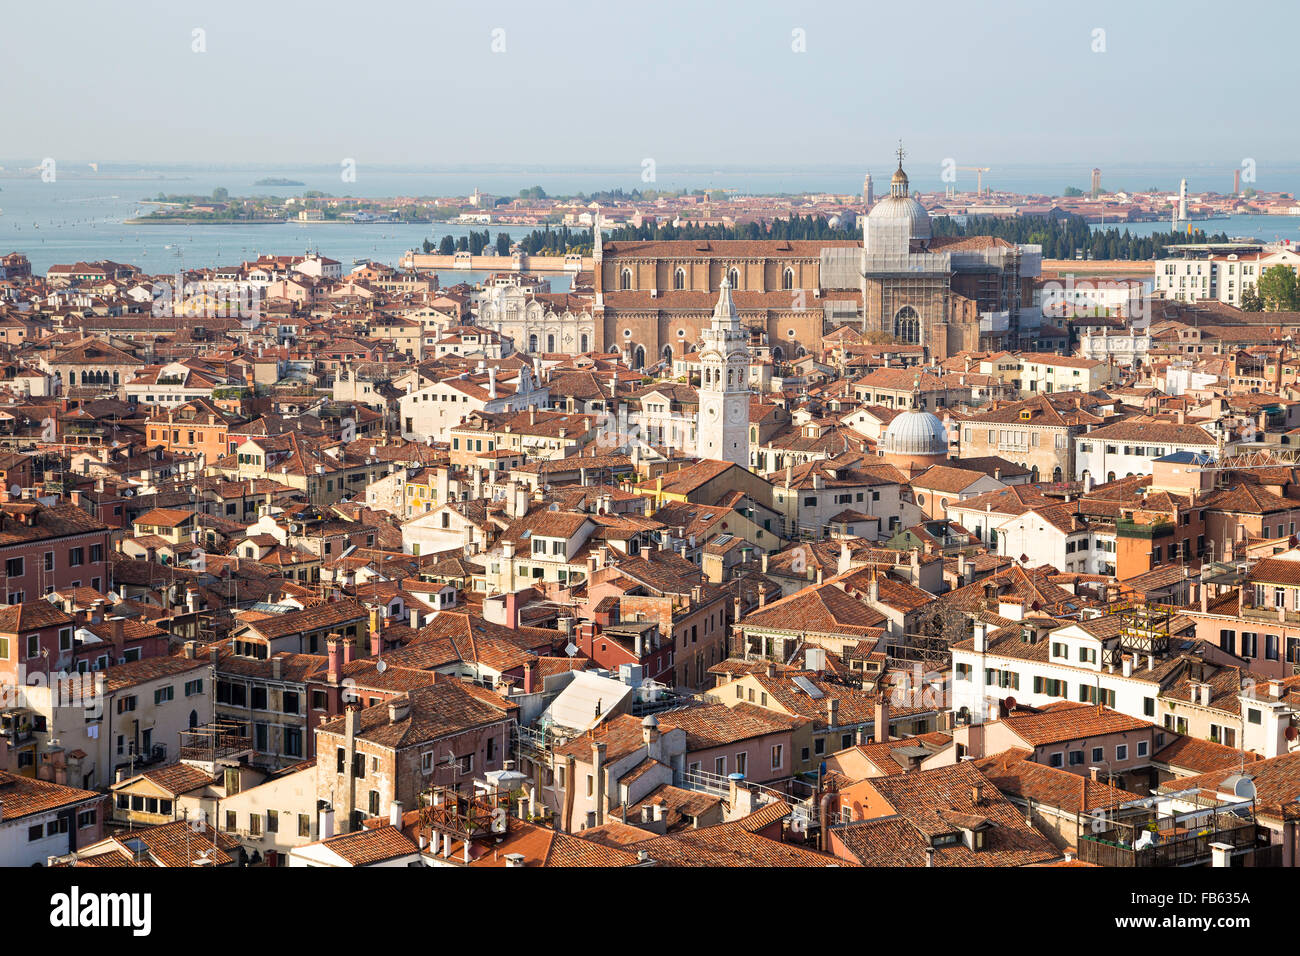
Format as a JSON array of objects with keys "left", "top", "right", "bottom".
[{"left": 896, "top": 140, "right": 906, "bottom": 167}]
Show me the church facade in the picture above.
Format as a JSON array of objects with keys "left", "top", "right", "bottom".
[
  {"left": 477, "top": 284, "right": 597, "bottom": 357},
  {"left": 590, "top": 150, "right": 1037, "bottom": 369}
]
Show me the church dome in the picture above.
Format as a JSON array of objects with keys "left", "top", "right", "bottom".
[
  {"left": 868, "top": 153, "right": 931, "bottom": 244},
  {"left": 867, "top": 193, "right": 931, "bottom": 240},
  {"left": 883, "top": 408, "right": 949, "bottom": 458}
]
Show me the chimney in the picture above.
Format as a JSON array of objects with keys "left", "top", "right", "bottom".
[
  {"left": 760, "top": 552, "right": 769, "bottom": 574},
  {"left": 826, "top": 697, "right": 839, "bottom": 729},
  {"left": 326, "top": 633, "right": 341, "bottom": 683},
  {"left": 971, "top": 784, "right": 985, "bottom": 806},
  {"left": 874, "top": 694, "right": 890, "bottom": 743},
  {"left": 1199, "top": 683, "right": 1212, "bottom": 706},
  {"left": 271, "top": 656, "right": 282, "bottom": 681},
  {"left": 389, "top": 799, "right": 403, "bottom": 828},
  {"left": 642, "top": 715, "right": 662, "bottom": 760},
  {"left": 868, "top": 573, "right": 879, "bottom": 604},
  {"left": 342, "top": 637, "right": 356, "bottom": 666},
  {"left": 183, "top": 641, "right": 197, "bottom": 659},
  {"left": 319, "top": 808, "right": 334, "bottom": 840},
  {"left": 523, "top": 662, "right": 535, "bottom": 695}
]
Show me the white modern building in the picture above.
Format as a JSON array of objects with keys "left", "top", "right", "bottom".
[{"left": 1074, "top": 420, "right": 1218, "bottom": 482}]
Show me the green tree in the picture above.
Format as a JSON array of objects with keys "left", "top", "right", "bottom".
[
  {"left": 1257, "top": 265, "right": 1300, "bottom": 311},
  {"left": 496, "top": 233, "right": 511, "bottom": 256},
  {"left": 212, "top": 187, "right": 229, "bottom": 202},
  {"left": 1240, "top": 285, "right": 1264, "bottom": 312},
  {"left": 438, "top": 235, "right": 455, "bottom": 255},
  {"left": 1062, "top": 186, "right": 1084, "bottom": 197}
]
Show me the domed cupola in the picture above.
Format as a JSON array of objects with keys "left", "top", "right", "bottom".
[{"left": 865, "top": 141, "right": 931, "bottom": 255}]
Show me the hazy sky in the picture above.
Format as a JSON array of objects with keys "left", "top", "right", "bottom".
[{"left": 2, "top": 0, "right": 1295, "bottom": 169}]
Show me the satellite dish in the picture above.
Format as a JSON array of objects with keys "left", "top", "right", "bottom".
[
  {"left": 1002, "top": 696, "right": 1017, "bottom": 712},
  {"left": 7, "top": 485, "right": 18, "bottom": 498},
  {"left": 564, "top": 642, "right": 578, "bottom": 657},
  {"left": 1286, "top": 725, "right": 1298, "bottom": 742},
  {"left": 375, "top": 659, "right": 388, "bottom": 673}
]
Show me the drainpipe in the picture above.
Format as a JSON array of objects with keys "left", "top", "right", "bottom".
[
  {"left": 562, "top": 754, "right": 577, "bottom": 833},
  {"left": 819, "top": 790, "right": 835, "bottom": 851},
  {"left": 592, "top": 741, "right": 606, "bottom": 827}
]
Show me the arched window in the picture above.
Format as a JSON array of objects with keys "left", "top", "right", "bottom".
[
  {"left": 528, "top": 334, "right": 538, "bottom": 353},
  {"left": 772, "top": 346, "right": 784, "bottom": 363},
  {"left": 893, "top": 306, "right": 920, "bottom": 344},
  {"left": 633, "top": 345, "right": 646, "bottom": 369},
  {"left": 662, "top": 345, "right": 673, "bottom": 365},
  {"left": 579, "top": 333, "right": 589, "bottom": 353},
  {"left": 727, "top": 267, "right": 740, "bottom": 289},
  {"left": 782, "top": 267, "right": 794, "bottom": 290},
  {"left": 620, "top": 268, "right": 632, "bottom": 290},
  {"left": 546, "top": 334, "right": 555, "bottom": 353},
  {"left": 673, "top": 268, "right": 685, "bottom": 290},
  {"left": 1107, "top": 472, "right": 1116, "bottom": 483}
]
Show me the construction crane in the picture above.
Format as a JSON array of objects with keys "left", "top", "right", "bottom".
[{"left": 957, "top": 166, "right": 991, "bottom": 195}]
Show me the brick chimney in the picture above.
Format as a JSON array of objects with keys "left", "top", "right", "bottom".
[
  {"left": 873, "top": 693, "right": 890, "bottom": 743},
  {"left": 326, "top": 633, "right": 341, "bottom": 683}
]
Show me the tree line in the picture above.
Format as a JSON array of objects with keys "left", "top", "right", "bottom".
[
  {"left": 418, "top": 212, "right": 1237, "bottom": 261},
  {"left": 930, "top": 213, "right": 1231, "bottom": 260}
]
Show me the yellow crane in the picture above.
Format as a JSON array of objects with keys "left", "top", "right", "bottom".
[{"left": 957, "top": 166, "right": 991, "bottom": 195}]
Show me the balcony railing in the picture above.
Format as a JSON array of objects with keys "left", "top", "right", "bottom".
[
  {"left": 1115, "top": 518, "right": 1174, "bottom": 539},
  {"left": 1077, "top": 808, "right": 1259, "bottom": 867}
]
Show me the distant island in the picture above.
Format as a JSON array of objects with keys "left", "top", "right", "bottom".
[{"left": 254, "top": 177, "right": 305, "bottom": 186}]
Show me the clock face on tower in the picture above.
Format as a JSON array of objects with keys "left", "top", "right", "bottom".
[{"left": 706, "top": 401, "right": 720, "bottom": 419}]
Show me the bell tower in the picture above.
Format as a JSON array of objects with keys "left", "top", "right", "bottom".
[{"left": 696, "top": 276, "right": 750, "bottom": 465}]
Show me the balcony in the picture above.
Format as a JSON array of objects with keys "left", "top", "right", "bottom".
[
  {"left": 1077, "top": 803, "right": 1261, "bottom": 867},
  {"left": 178, "top": 721, "right": 253, "bottom": 763},
  {"left": 1239, "top": 598, "right": 1300, "bottom": 625},
  {"left": 1115, "top": 518, "right": 1174, "bottom": 539}
]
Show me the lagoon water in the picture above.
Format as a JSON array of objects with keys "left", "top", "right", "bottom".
[{"left": 2, "top": 162, "right": 1299, "bottom": 278}]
